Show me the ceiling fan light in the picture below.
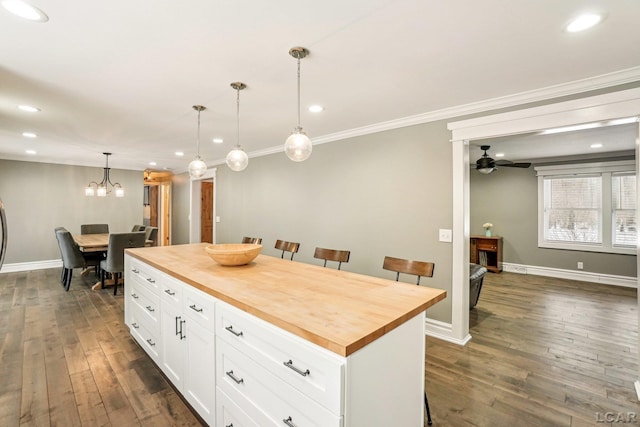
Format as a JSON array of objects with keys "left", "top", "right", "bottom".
[
  {"left": 285, "top": 130, "right": 312, "bottom": 162},
  {"left": 188, "top": 158, "right": 207, "bottom": 178},
  {"left": 477, "top": 167, "right": 495, "bottom": 174},
  {"left": 226, "top": 148, "right": 249, "bottom": 171}
]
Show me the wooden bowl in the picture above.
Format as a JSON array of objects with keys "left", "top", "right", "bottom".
[{"left": 204, "top": 243, "right": 262, "bottom": 266}]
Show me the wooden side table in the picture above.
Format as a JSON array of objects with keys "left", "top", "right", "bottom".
[{"left": 470, "top": 235, "right": 503, "bottom": 273}]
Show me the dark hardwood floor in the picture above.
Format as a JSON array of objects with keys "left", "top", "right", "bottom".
[
  {"left": 426, "top": 272, "right": 638, "bottom": 427},
  {"left": 1, "top": 267, "right": 637, "bottom": 426}
]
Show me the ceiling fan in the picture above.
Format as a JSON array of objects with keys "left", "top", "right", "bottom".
[{"left": 475, "top": 145, "right": 531, "bottom": 174}]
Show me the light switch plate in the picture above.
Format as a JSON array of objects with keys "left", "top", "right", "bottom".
[
  {"left": 215, "top": 216, "right": 221, "bottom": 223},
  {"left": 439, "top": 229, "right": 452, "bottom": 242}
]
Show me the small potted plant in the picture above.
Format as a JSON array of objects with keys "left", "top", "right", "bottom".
[{"left": 483, "top": 222, "right": 493, "bottom": 237}]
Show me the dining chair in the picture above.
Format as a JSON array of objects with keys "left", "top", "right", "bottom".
[
  {"left": 242, "top": 236, "right": 262, "bottom": 244},
  {"left": 56, "top": 229, "right": 93, "bottom": 291},
  {"left": 382, "top": 255, "right": 435, "bottom": 425},
  {"left": 274, "top": 239, "right": 300, "bottom": 260},
  {"left": 54, "top": 227, "right": 68, "bottom": 285},
  {"left": 80, "top": 223, "right": 109, "bottom": 234},
  {"left": 100, "top": 231, "right": 146, "bottom": 295},
  {"left": 131, "top": 224, "right": 146, "bottom": 232},
  {"left": 145, "top": 226, "right": 158, "bottom": 246},
  {"left": 313, "top": 247, "right": 350, "bottom": 270}
]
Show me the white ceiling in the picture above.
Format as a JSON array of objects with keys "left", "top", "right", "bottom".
[{"left": 2, "top": 0, "right": 640, "bottom": 172}]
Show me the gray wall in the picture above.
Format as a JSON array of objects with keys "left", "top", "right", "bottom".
[
  {"left": 0, "top": 159, "right": 143, "bottom": 264},
  {"left": 171, "top": 172, "right": 191, "bottom": 245},
  {"left": 470, "top": 165, "right": 636, "bottom": 276}
]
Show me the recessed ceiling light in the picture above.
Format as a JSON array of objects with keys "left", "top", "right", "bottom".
[
  {"left": 566, "top": 13, "right": 602, "bottom": 33},
  {"left": 212, "top": 138, "right": 223, "bottom": 144},
  {"left": 495, "top": 153, "right": 505, "bottom": 158},
  {"left": 25, "top": 149, "right": 36, "bottom": 155},
  {"left": 308, "top": 105, "right": 324, "bottom": 113},
  {"left": 17, "top": 104, "right": 40, "bottom": 112},
  {"left": 1, "top": 0, "right": 49, "bottom": 22},
  {"left": 590, "top": 143, "right": 603, "bottom": 149},
  {"left": 149, "top": 161, "right": 157, "bottom": 166},
  {"left": 22, "top": 132, "right": 37, "bottom": 138},
  {"left": 175, "top": 151, "right": 184, "bottom": 157}
]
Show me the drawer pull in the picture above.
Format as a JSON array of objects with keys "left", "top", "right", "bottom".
[
  {"left": 164, "top": 289, "right": 176, "bottom": 296},
  {"left": 283, "top": 360, "right": 310, "bottom": 377},
  {"left": 146, "top": 339, "right": 156, "bottom": 347},
  {"left": 131, "top": 293, "right": 139, "bottom": 299},
  {"left": 131, "top": 268, "right": 139, "bottom": 273},
  {"left": 225, "top": 370, "right": 244, "bottom": 384},
  {"left": 189, "top": 304, "right": 203, "bottom": 313},
  {"left": 147, "top": 278, "right": 156, "bottom": 283},
  {"left": 146, "top": 305, "right": 155, "bottom": 312},
  {"left": 131, "top": 322, "right": 139, "bottom": 329},
  {"left": 225, "top": 325, "right": 243, "bottom": 337},
  {"left": 283, "top": 416, "right": 297, "bottom": 427},
  {"left": 225, "top": 424, "right": 233, "bottom": 427}
]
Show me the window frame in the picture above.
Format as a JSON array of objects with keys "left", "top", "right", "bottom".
[{"left": 536, "top": 160, "right": 636, "bottom": 255}]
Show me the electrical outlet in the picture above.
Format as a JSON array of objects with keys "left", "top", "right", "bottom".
[
  {"left": 439, "top": 229, "right": 452, "bottom": 242},
  {"left": 577, "top": 261, "right": 583, "bottom": 270}
]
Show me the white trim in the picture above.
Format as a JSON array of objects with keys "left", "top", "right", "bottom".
[
  {"left": 425, "top": 317, "right": 471, "bottom": 346},
  {"left": 449, "top": 87, "right": 640, "bottom": 347},
  {"left": 0, "top": 259, "right": 62, "bottom": 273},
  {"left": 503, "top": 262, "right": 636, "bottom": 288},
  {"left": 183, "top": 68, "right": 640, "bottom": 170}
]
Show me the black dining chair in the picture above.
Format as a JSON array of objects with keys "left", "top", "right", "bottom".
[
  {"left": 100, "top": 231, "right": 146, "bottom": 295},
  {"left": 382, "top": 255, "right": 435, "bottom": 425}
]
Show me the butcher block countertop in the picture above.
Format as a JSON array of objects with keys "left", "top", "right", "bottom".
[{"left": 126, "top": 243, "right": 446, "bottom": 357}]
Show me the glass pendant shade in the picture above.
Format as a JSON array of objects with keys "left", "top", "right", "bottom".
[
  {"left": 97, "top": 186, "right": 107, "bottom": 197},
  {"left": 284, "top": 129, "right": 312, "bottom": 162},
  {"left": 188, "top": 157, "right": 207, "bottom": 178},
  {"left": 115, "top": 186, "right": 125, "bottom": 198},
  {"left": 226, "top": 148, "right": 248, "bottom": 171},
  {"left": 85, "top": 186, "right": 95, "bottom": 196}
]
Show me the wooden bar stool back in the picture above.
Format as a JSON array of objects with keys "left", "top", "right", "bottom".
[
  {"left": 382, "top": 255, "right": 435, "bottom": 425},
  {"left": 242, "top": 236, "right": 263, "bottom": 244},
  {"left": 313, "top": 247, "right": 350, "bottom": 270},
  {"left": 274, "top": 239, "right": 300, "bottom": 260}
]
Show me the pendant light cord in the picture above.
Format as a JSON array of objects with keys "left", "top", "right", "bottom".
[
  {"left": 236, "top": 87, "right": 241, "bottom": 149},
  {"left": 296, "top": 56, "right": 301, "bottom": 130},
  {"left": 196, "top": 109, "right": 201, "bottom": 158}
]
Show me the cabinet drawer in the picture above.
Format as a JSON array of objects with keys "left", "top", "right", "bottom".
[
  {"left": 130, "top": 312, "right": 160, "bottom": 363},
  {"left": 183, "top": 285, "right": 215, "bottom": 326},
  {"left": 217, "top": 387, "right": 260, "bottom": 427},
  {"left": 476, "top": 241, "right": 497, "bottom": 251},
  {"left": 217, "top": 339, "right": 342, "bottom": 427},
  {"left": 129, "top": 280, "right": 160, "bottom": 333},
  {"left": 160, "top": 274, "right": 183, "bottom": 305},
  {"left": 217, "top": 302, "right": 344, "bottom": 415},
  {"left": 128, "top": 258, "right": 161, "bottom": 294}
]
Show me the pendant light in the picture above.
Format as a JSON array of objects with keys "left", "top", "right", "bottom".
[
  {"left": 284, "top": 47, "right": 312, "bottom": 162},
  {"left": 85, "top": 152, "right": 124, "bottom": 197},
  {"left": 188, "top": 105, "right": 208, "bottom": 178},
  {"left": 226, "top": 82, "right": 249, "bottom": 171}
]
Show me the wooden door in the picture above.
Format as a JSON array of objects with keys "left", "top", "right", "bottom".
[{"left": 200, "top": 181, "right": 213, "bottom": 243}]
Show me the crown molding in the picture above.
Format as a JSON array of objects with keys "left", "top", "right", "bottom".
[{"left": 205, "top": 66, "right": 640, "bottom": 168}]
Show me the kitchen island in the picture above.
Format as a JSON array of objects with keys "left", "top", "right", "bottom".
[{"left": 124, "top": 243, "right": 446, "bottom": 427}]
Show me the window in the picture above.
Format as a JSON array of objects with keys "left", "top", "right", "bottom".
[{"left": 536, "top": 161, "right": 636, "bottom": 254}]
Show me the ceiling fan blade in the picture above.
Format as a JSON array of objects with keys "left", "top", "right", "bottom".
[{"left": 496, "top": 159, "right": 531, "bottom": 168}]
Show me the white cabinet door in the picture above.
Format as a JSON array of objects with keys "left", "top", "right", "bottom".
[
  {"left": 183, "top": 316, "right": 216, "bottom": 426},
  {"left": 160, "top": 302, "right": 185, "bottom": 390}
]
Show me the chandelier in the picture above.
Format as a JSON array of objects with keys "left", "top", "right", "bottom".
[
  {"left": 85, "top": 152, "right": 124, "bottom": 197},
  {"left": 284, "top": 46, "right": 312, "bottom": 162}
]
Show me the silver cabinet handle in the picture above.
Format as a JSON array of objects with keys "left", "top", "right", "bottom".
[
  {"left": 225, "top": 325, "right": 243, "bottom": 337},
  {"left": 131, "top": 268, "right": 139, "bottom": 273},
  {"left": 164, "top": 289, "right": 175, "bottom": 296},
  {"left": 225, "top": 370, "right": 244, "bottom": 384},
  {"left": 225, "top": 424, "right": 233, "bottom": 427},
  {"left": 146, "top": 278, "right": 155, "bottom": 283},
  {"left": 283, "top": 360, "right": 310, "bottom": 377},
  {"left": 146, "top": 305, "right": 155, "bottom": 312},
  {"left": 189, "top": 304, "right": 203, "bottom": 313},
  {"left": 131, "top": 293, "right": 139, "bottom": 299},
  {"left": 283, "top": 416, "right": 297, "bottom": 427},
  {"left": 131, "top": 323, "right": 139, "bottom": 329},
  {"left": 146, "top": 339, "right": 156, "bottom": 347}
]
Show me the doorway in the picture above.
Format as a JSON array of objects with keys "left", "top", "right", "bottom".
[
  {"left": 143, "top": 170, "right": 173, "bottom": 246},
  {"left": 189, "top": 168, "right": 217, "bottom": 244},
  {"left": 200, "top": 181, "right": 214, "bottom": 243}
]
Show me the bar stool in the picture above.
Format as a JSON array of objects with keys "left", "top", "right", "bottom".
[
  {"left": 313, "top": 247, "right": 350, "bottom": 270},
  {"left": 274, "top": 240, "right": 300, "bottom": 260},
  {"left": 382, "top": 255, "right": 435, "bottom": 425},
  {"left": 242, "top": 236, "right": 262, "bottom": 244}
]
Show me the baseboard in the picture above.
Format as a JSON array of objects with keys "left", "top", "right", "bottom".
[
  {"left": 503, "top": 262, "right": 637, "bottom": 288},
  {"left": 0, "top": 259, "right": 62, "bottom": 273},
  {"left": 425, "top": 317, "right": 471, "bottom": 346}
]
